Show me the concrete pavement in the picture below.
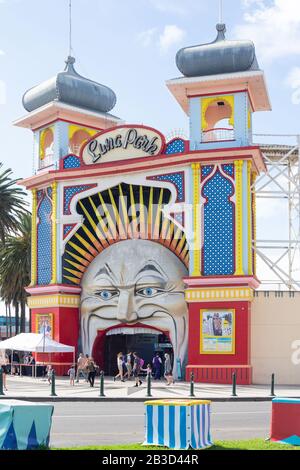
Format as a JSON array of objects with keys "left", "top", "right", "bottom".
[{"left": 1, "top": 374, "right": 300, "bottom": 401}]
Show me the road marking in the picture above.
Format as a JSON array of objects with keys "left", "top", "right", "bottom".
[
  {"left": 212, "top": 411, "right": 269, "bottom": 415},
  {"left": 53, "top": 414, "right": 144, "bottom": 418},
  {"left": 51, "top": 432, "right": 141, "bottom": 436},
  {"left": 52, "top": 411, "right": 268, "bottom": 419}
]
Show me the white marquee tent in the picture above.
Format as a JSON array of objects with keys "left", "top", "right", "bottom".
[
  {"left": 0, "top": 333, "right": 75, "bottom": 376},
  {"left": 0, "top": 333, "right": 74, "bottom": 353}
]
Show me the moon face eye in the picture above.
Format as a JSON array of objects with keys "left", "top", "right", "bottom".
[
  {"left": 136, "top": 287, "right": 161, "bottom": 298},
  {"left": 96, "top": 290, "right": 118, "bottom": 300}
]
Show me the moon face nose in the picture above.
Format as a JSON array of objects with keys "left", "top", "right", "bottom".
[{"left": 116, "top": 290, "right": 137, "bottom": 323}]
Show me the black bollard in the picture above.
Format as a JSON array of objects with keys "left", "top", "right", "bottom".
[
  {"left": 270, "top": 373, "right": 276, "bottom": 397},
  {"left": 0, "top": 368, "right": 4, "bottom": 396},
  {"left": 231, "top": 372, "right": 237, "bottom": 397},
  {"left": 189, "top": 371, "right": 195, "bottom": 397},
  {"left": 146, "top": 371, "right": 152, "bottom": 398},
  {"left": 99, "top": 371, "right": 105, "bottom": 397},
  {"left": 50, "top": 369, "right": 57, "bottom": 397}
]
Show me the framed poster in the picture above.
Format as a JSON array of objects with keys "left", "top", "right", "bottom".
[
  {"left": 200, "top": 309, "right": 235, "bottom": 354},
  {"left": 35, "top": 313, "right": 53, "bottom": 339}
]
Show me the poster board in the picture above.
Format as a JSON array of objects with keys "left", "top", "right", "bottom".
[
  {"left": 200, "top": 309, "right": 235, "bottom": 354},
  {"left": 35, "top": 313, "right": 54, "bottom": 339}
]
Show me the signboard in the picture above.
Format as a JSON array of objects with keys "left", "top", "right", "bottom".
[
  {"left": 35, "top": 313, "right": 53, "bottom": 339},
  {"left": 200, "top": 309, "right": 235, "bottom": 354},
  {"left": 81, "top": 125, "right": 165, "bottom": 165}
]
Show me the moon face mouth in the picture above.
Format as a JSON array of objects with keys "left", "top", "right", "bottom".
[{"left": 105, "top": 325, "right": 163, "bottom": 336}]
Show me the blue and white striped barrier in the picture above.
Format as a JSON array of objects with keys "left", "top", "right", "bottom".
[{"left": 144, "top": 400, "right": 212, "bottom": 450}]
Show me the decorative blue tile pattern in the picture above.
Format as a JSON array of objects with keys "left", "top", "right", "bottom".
[
  {"left": 63, "top": 224, "right": 75, "bottom": 238},
  {"left": 63, "top": 155, "right": 81, "bottom": 169},
  {"left": 203, "top": 170, "right": 235, "bottom": 275},
  {"left": 174, "top": 212, "right": 183, "bottom": 226},
  {"left": 201, "top": 165, "right": 214, "bottom": 179},
  {"left": 222, "top": 164, "right": 234, "bottom": 177},
  {"left": 165, "top": 139, "right": 185, "bottom": 154},
  {"left": 37, "top": 190, "right": 44, "bottom": 203},
  {"left": 47, "top": 187, "right": 52, "bottom": 199},
  {"left": 64, "top": 185, "right": 94, "bottom": 215},
  {"left": 37, "top": 194, "right": 52, "bottom": 285},
  {"left": 148, "top": 173, "right": 184, "bottom": 202}
]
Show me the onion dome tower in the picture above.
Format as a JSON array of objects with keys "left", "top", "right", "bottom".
[
  {"left": 167, "top": 23, "right": 270, "bottom": 152},
  {"left": 166, "top": 24, "right": 271, "bottom": 384},
  {"left": 15, "top": 57, "right": 123, "bottom": 375},
  {"left": 15, "top": 56, "right": 122, "bottom": 171},
  {"left": 176, "top": 23, "right": 259, "bottom": 77},
  {"left": 23, "top": 56, "right": 117, "bottom": 114}
]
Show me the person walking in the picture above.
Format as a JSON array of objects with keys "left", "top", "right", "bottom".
[
  {"left": 113, "top": 352, "right": 125, "bottom": 382},
  {"left": 164, "top": 353, "right": 174, "bottom": 386},
  {"left": 124, "top": 352, "right": 133, "bottom": 380},
  {"left": 46, "top": 365, "right": 53, "bottom": 384},
  {"left": 152, "top": 352, "right": 162, "bottom": 380},
  {"left": 1, "top": 354, "right": 9, "bottom": 391},
  {"left": 132, "top": 352, "right": 143, "bottom": 387},
  {"left": 76, "top": 353, "right": 87, "bottom": 383},
  {"left": 87, "top": 356, "right": 97, "bottom": 387},
  {"left": 68, "top": 365, "right": 76, "bottom": 386}
]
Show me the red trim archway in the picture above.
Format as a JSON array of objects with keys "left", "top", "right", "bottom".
[{"left": 91, "top": 322, "right": 170, "bottom": 370}]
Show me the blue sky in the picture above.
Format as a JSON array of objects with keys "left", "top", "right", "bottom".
[{"left": 0, "top": 0, "right": 299, "bottom": 180}]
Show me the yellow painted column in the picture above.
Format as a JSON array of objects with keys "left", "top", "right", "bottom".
[
  {"left": 247, "top": 161, "right": 253, "bottom": 275},
  {"left": 192, "top": 163, "right": 201, "bottom": 276},
  {"left": 252, "top": 171, "right": 258, "bottom": 275},
  {"left": 30, "top": 189, "right": 37, "bottom": 286},
  {"left": 50, "top": 182, "right": 58, "bottom": 284},
  {"left": 234, "top": 160, "right": 244, "bottom": 275}
]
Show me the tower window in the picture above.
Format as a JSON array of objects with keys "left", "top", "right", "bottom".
[{"left": 202, "top": 95, "right": 235, "bottom": 143}]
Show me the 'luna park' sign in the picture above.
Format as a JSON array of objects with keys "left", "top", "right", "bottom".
[{"left": 81, "top": 126, "right": 165, "bottom": 165}]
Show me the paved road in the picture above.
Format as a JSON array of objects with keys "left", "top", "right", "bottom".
[{"left": 48, "top": 401, "right": 272, "bottom": 448}]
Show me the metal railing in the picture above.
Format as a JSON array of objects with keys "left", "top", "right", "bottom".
[{"left": 202, "top": 128, "right": 235, "bottom": 143}]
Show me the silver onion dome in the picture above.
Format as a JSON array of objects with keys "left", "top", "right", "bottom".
[
  {"left": 176, "top": 24, "right": 259, "bottom": 78},
  {"left": 23, "top": 56, "right": 117, "bottom": 113}
]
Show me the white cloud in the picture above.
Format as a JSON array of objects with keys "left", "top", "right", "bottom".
[
  {"left": 159, "top": 25, "right": 186, "bottom": 53},
  {"left": 137, "top": 28, "right": 157, "bottom": 47},
  {"left": 235, "top": 0, "right": 300, "bottom": 62},
  {"left": 138, "top": 24, "right": 186, "bottom": 54},
  {"left": 286, "top": 67, "right": 300, "bottom": 104}
]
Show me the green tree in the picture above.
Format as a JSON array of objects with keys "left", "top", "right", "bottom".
[
  {"left": 0, "top": 164, "right": 29, "bottom": 335},
  {"left": 0, "top": 163, "right": 28, "bottom": 243}
]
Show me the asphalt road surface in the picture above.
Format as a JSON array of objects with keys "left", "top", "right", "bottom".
[{"left": 48, "top": 401, "right": 272, "bottom": 448}]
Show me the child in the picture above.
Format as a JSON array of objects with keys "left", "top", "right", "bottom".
[
  {"left": 68, "top": 365, "right": 76, "bottom": 386},
  {"left": 142, "top": 363, "right": 152, "bottom": 376},
  {"left": 46, "top": 365, "right": 52, "bottom": 384}
]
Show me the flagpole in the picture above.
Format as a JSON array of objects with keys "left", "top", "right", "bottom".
[{"left": 219, "top": 0, "right": 223, "bottom": 23}]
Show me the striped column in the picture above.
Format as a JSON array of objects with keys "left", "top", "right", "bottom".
[
  {"left": 191, "top": 163, "right": 201, "bottom": 276},
  {"left": 30, "top": 189, "right": 37, "bottom": 286},
  {"left": 50, "top": 182, "right": 58, "bottom": 284},
  {"left": 234, "top": 160, "right": 244, "bottom": 275}
]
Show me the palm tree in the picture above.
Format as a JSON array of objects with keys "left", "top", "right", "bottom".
[
  {"left": 0, "top": 163, "right": 28, "bottom": 243},
  {"left": 0, "top": 213, "right": 31, "bottom": 333}
]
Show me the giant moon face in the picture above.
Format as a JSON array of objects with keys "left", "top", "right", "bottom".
[{"left": 80, "top": 239, "right": 188, "bottom": 374}]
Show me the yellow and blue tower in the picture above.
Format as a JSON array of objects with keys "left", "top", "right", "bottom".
[{"left": 167, "top": 23, "right": 271, "bottom": 383}]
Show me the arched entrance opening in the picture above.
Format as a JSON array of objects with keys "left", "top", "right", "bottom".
[{"left": 92, "top": 324, "right": 173, "bottom": 375}]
